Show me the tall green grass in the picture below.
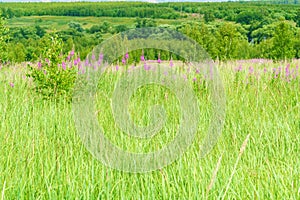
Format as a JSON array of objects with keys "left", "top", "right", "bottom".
[{"left": 0, "top": 60, "right": 299, "bottom": 199}]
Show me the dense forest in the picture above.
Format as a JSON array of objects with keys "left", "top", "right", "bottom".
[{"left": 0, "top": 1, "right": 300, "bottom": 63}]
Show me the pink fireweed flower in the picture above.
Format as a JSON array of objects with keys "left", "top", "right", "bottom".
[
  {"left": 116, "top": 65, "right": 119, "bottom": 71},
  {"left": 170, "top": 59, "right": 174, "bottom": 67},
  {"left": 99, "top": 53, "right": 104, "bottom": 60},
  {"left": 144, "top": 62, "right": 151, "bottom": 71},
  {"left": 125, "top": 52, "right": 129, "bottom": 60},
  {"left": 93, "top": 65, "right": 98, "bottom": 70},
  {"left": 285, "top": 65, "right": 290, "bottom": 76},
  {"left": 122, "top": 57, "right": 126, "bottom": 65},
  {"left": 92, "top": 54, "right": 96, "bottom": 60},
  {"left": 263, "top": 68, "right": 267, "bottom": 73},
  {"left": 67, "top": 55, "right": 71, "bottom": 61},
  {"left": 74, "top": 58, "right": 79, "bottom": 66},
  {"left": 249, "top": 66, "right": 254, "bottom": 74},
  {"left": 62, "top": 62, "right": 66, "bottom": 70},
  {"left": 193, "top": 77, "right": 197, "bottom": 82},
  {"left": 9, "top": 82, "right": 14, "bottom": 88},
  {"left": 85, "top": 58, "right": 89, "bottom": 66},
  {"left": 70, "top": 49, "right": 75, "bottom": 56},
  {"left": 98, "top": 54, "right": 103, "bottom": 65},
  {"left": 140, "top": 50, "right": 145, "bottom": 61},
  {"left": 235, "top": 65, "right": 242, "bottom": 72},
  {"left": 157, "top": 54, "right": 161, "bottom": 64},
  {"left": 195, "top": 68, "right": 200, "bottom": 74},
  {"left": 38, "top": 62, "right": 42, "bottom": 69}
]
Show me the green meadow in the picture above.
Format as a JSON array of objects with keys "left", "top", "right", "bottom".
[
  {"left": 7, "top": 16, "right": 185, "bottom": 30},
  {"left": 0, "top": 60, "right": 299, "bottom": 199}
]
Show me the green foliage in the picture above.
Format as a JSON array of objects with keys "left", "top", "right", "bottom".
[
  {"left": 271, "top": 21, "right": 296, "bottom": 60},
  {"left": 204, "top": 11, "right": 215, "bottom": 23},
  {"left": 236, "top": 10, "right": 263, "bottom": 25},
  {"left": 135, "top": 18, "right": 157, "bottom": 28},
  {"left": 68, "top": 21, "right": 83, "bottom": 32},
  {"left": 26, "top": 34, "right": 78, "bottom": 102},
  {"left": 295, "top": 9, "right": 300, "bottom": 27},
  {"left": 2, "top": 2, "right": 300, "bottom": 61},
  {"left": 0, "top": 12, "right": 9, "bottom": 63},
  {"left": 215, "top": 22, "right": 246, "bottom": 60}
]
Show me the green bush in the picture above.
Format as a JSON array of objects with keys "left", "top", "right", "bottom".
[{"left": 26, "top": 34, "right": 78, "bottom": 102}]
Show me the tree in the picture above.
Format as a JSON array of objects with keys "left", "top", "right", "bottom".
[
  {"left": 295, "top": 9, "right": 300, "bottom": 27},
  {"left": 271, "top": 21, "right": 296, "bottom": 60},
  {"left": 294, "top": 29, "right": 300, "bottom": 58},
  {"left": 215, "top": 22, "right": 246, "bottom": 60},
  {"left": 204, "top": 11, "right": 215, "bottom": 23},
  {"left": 0, "top": 12, "right": 9, "bottom": 63},
  {"left": 35, "top": 25, "right": 46, "bottom": 38},
  {"left": 68, "top": 21, "right": 83, "bottom": 32}
]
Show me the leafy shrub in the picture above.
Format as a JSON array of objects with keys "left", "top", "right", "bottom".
[
  {"left": 0, "top": 13, "right": 10, "bottom": 63},
  {"left": 26, "top": 34, "right": 79, "bottom": 102}
]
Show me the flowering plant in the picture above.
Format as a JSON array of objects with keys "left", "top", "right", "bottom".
[{"left": 26, "top": 34, "right": 78, "bottom": 102}]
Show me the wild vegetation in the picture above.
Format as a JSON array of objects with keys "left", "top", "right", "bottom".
[
  {"left": 0, "top": 1, "right": 299, "bottom": 199},
  {"left": 0, "top": 2, "right": 300, "bottom": 62}
]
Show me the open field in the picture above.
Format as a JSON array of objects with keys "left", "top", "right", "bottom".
[
  {"left": 7, "top": 16, "right": 186, "bottom": 30},
  {"left": 0, "top": 59, "right": 299, "bottom": 199}
]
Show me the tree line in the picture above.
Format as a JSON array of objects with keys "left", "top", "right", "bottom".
[{"left": 0, "top": 2, "right": 300, "bottom": 63}]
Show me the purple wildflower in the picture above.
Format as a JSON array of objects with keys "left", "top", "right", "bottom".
[
  {"left": 62, "top": 62, "right": 66, "bottom": 70},
  {"left": 38, "top": 62, "right": 42, "bottom": 69},
  {"left": 116, "top": 65, "right": 119, "bottom": 71},
  {"left": 144, "top": 62, "right": 151, "bottom": 71},
  {"left": 99, "top": 54, "right": 104, "bottom": 61},
  {"left": 85, "top": 58, "right": 89, "bottom": 66},
  {"left": 170, "top": 59, "right": 174, "bottom": 67},
  {"left": 285, "top": 64, "right": 290, "bottom": 76},
  {"left": 122, "top": 57, "right": 126, "bottom": 65},
  {"left": 140, "top": 55, "right": 145, "bottom": 62},
  {"left": 249, "top": 66, "right": 254, "bottom": 74},
  {"left": 263, "top": 68, "right": 267, "bottom": 73},
  {"left": 70, "top": 49, "right": 75, "bottom": 56},
  {"left": 235, "top": 65, "right": 242, "bottom": 72},
  {"left": 125, "top": 52, "right": 129, "bottom": 60},
  {"left": 9, "top": 82, "right": 14, "bottom": 88},
  {"left": 157, "top": 54, "right": 161, "bottom": 64}
]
